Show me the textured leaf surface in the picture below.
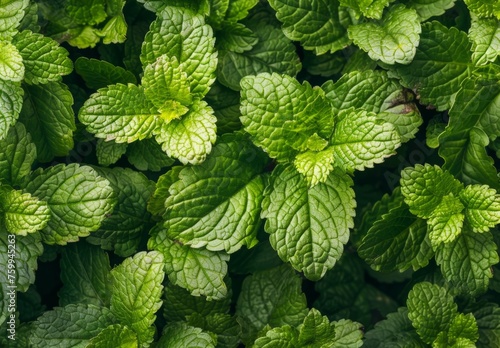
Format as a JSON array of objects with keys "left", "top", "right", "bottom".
[
  {"left": 0, "top": 0, "right": 29, "bottom": 39},
  {"left": 126, "top": 138, "right": 174, "bottom": 172},
  {"left": 406, "top": 0, "right": 456, "bottom": 20},
  {"left": 0, "top": 80, "right": 23, "bottom": 141},
  {"left": 464, "top": 0, "right": 500, "bottom": 19},
  {"left": 427, "top": 195, "right": 465, "bottom": 246},
  {"left": 110, "top": 251, "right": 164, "bottom": 347},
  {"left": 86, "top": 324, "right": 138, "bottom": 348},
  {"left": 469, "top": 16, "right": 500, "bottom": 65},
  {"left": 253, "top": 325, "right": 296, "bottom": 348},
  {"left": 460, "top": 185, "right": 500, "bottom": 232},
  {"left": 96, "top": 139, "right": 127, "bottom": 166},
  {"left": 158, "top": 322, "right": 216, "bottom": 348},
  {"left": 25, "top": 164, "right": 116, "bottom": 245},
  {"left": 0, "top": 41, "right": 24, "bottom": 81},
  {"left": 215, "top": 22, "right": 258, "bottom": 53},
  {"left": 0, "top": 122, "right": 35, "bottom": 186},
  {"left": 186, "top": 312, "right": 241, "bottom": 348},
  {"left": 75, "top": 57, "right": 137, "bottom": 90},
  {"left": 339, "top": 0, "right": 390, "bottom": 19},
  {"left": 293, "top": 148, "right": 335, "bottom": 186},
  {"left": 473, "top": 303, "right": 500, "bottom": 347},
  {"left": 348, "top": 5, "right": 421, "bottom": 65},
  {"left": 262, "top": 165, "right": 355, "bottom": 280}
]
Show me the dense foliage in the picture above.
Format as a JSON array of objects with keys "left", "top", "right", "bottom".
[{"left": 1, "top": 0, "right": 500, "bottom": 346}]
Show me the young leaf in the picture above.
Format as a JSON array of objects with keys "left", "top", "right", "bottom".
[
  {"left": 339, "top": 0, "right": 390, "bottom": 19},
  {"left": 348, "top": 5, "right": 421, "bottom": 65},
  {"left": 293, "top": 148, "right": 335, "bottom": 187},
  {"left": 19, "top": 82, "right": 75, "bottom": 162},
  {"left": 224, "top": 0, "right": 259, "bottom": 23},
  {"left": 86, "top": 324, "right": 138, "bottom": 348},
  {"left": 0, "top": 123, "right": 36, "bottom": 186},
  {"left": 268, "top": 0, "right": 351, "bottom": 54},
  {"left": 262, "top": 164, "right": 355, "bottom": 280},
  {"left": 12, "top": 30, "right": 73, "bottom": 85},
  {"left": 0, "top": 41, "right": 24, "bottom": 82},
  {"left": 469, "top": 16, "right": 500, "bottom": 65},
  {"left": 0, "top": 0, "right": 29, "bottom": 39},
  {"left": 157, "top": 322, "right": 216, "bottom": 348},
  {"left": 253, "top": 325, "right": 297, "bottom": 347},
  {"left": 25, "top": 164, "right": 116, "bottom": 245},
  {"left": 110, "top": 251, "right": 164, "bottom": 347},
  {"left": 126, "top": 138, "right": 174, "bottom": 171},
  {"left": 406, "top": 0, "right": 456, "bottom": 21},
  {"left": 460, "top": 184, "right": 500, "bottom": 232},
  {"left": 464, "top": 0, "right": 500, "bottom": 19},
  {"left": 0, "top": 80, "right": 23, "bottom": 141},
  {"left": 74, "top": 57, "right": 137, "bottom": 90},
  {"left": 96, "top": 139, "right": 127, "bottom": 166}
]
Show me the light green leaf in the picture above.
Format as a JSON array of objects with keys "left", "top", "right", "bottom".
[
  {"left": 162, "top": 133, "right": 266, "bottom": 253},
  {"left": 225, "top": 0, "right": 259, "bottom": 22},
  {"left": 469, "top": 16, "right": 500, "bottom": 65},
  {"left": 446, "top": 313, "right": 479, "bottom": 346},
  {"left": 473, "top": 303, "right": 500, "bottom": 347},
  {"left": 127, "top": 138, "right": 174, "bottom": 172},
  {"left": 79, "top": 83, "right": 159, "bottom": 143},
  {"left": 87, "top": 167, "right": 155, "bottom": 257},
  {"left": 331, "top": 109, "right": 401, "bottom": 172},
  {"left": 339, "top": 0, "right": 391, "bottom": 19},
  {"left": 0, "top": 40, "right": 24, "bottom": 82},
  {"left": 29, "top": 304, "right": 118, "bottom": 347},
  {"left": 86, "top": 324, "right": 138, "bottom": 348},
  {"left": 253, "top": 325, "right": 297, "bottom": 347},
  {"left": 216, "top": 22, "right": 258, "bottom": 53},
  {"left": 217, "top": 23, "right": 301, "bottom": 91},
  {"left": 400, "top": 164, "right": 464, "bottom": 219},
  {"left": 74, "top": 57, "right": 137, "bottom": 90},
  {"left": 0, "top": 0, "right": 29, "bottom": 39},
  {"left": 66, "top": 26, "right": 102, "bottom": 49},
  {"left": 140, "top": 6, "right": 217, "bottom": 97},
  {"left": 394, "top": 21, "right": 472, "bottom": 111},
  {"left": 406, "top": 0, "right": 456, "bottom": 21},
  {"left": 59, "top": 242, "right": 111, "bottom": 307},
  {"left": 348, "top": 5, "right": 421, "bottom": 65},
  {"left": 294, "top": 148, "right": 335, "bottom": 186},
  {"left": 460, "top": 185, "right": 500, "bottom": 232},
  {"left": 154, "top": 99, "right": 217, "bottom": 165},
  {"left": 149, "top": 226, "right": 230, "bottom": 300},
  {"left": 436, "top": 229, "right": 498, "bottom": 297},
  {"left": 262, "top": 164, "right": 355, "bottom": 280},
  {"left": 25, "top": 164, "right": 116, "bottom": 245},
  {"left": 236, "top": 265, "right": 308, "bottom": 335},
  {"left": 0, "top": 79, "right": 23, "bottom": 140},
  {"left": 240, "top": 73, "right": 334, "bottom": 161},
  {"left": 100, "top": 14, "right": 127, "bottom": 44},
  {"left": 157, "top": 322, "right": 216, "bottom": 348},
  {"left": 427, "top": 195, "right": 465, "bottom": 246},
  {"left": 65, "top": 0, "right": 107, "bottom": 25},
  {"left": 0, "top": 187, "right": 50, "bottom": 235},
  {"left": 407, "top": 282, "right": 457, "bottom": 344},
  {"left": 19, "top": 82, "right": 75, "bottom": 162},
  {"left": 110, "top": 251, "right": 164, "bottom": 347},
  {"left": 12, "top": 30, "right": 73, "bottom": 85},
  {"left": 96, "top": 139, "right": 127, "bottom": 166},
  {"left": 268, "top": 0, "right": 351, "bottom": 54},
  {"left": 329, "top": 319, "right": 364, "bottom": 348},
  {"left": 464, "top": 0, "right": 500, "bottom": 19},
  {"left": 0, "top": 122, "right": 35, "bottom": 186}
]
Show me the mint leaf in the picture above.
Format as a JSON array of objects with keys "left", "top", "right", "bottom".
[
  {"left": 30, "top": 304, "right": 118, "bottom": 347},
  {"left": 294, "top": 148, "right": 335, "bottom": 187},
  {"left": 0, "top": 80, "right": 23, "bottom": 140},
  {"left": 217, "top": 23, "right": 301, "bottom": 91},
  {"left": 66, "top": 0, "right": 107, "bottom": 25},
  {"left": 216, "top": 22, "right": 258, "bottom": 53},
  {"left": 460, "top": 184, "right": 500, "bottom": 232},
  {"left": 19, "top": 82, "right": 75, "bottom": 162},
  {"left": 268, "top": 0, "right": 351, "bottom": 54},
  {"left": 339, "top": 0, "right": 390, "bottom": 19},
  {"left": 262, "top": 164, "right": 355, "bottom": 280},
  {"left": 331, "top": 108, "right": 401, "bottom": 172},
  {"left": 435, "top": 228, "right": 498, "bottom": 297},
  {"left": 464, "top": 0, "right": 500, "bottom": 19},
  {"left": 205, "top": 82, "right": 242, "bottom": 134},
  {"left": 78, "top": 83, "right": 159, "bottom": 143},
  {"left": 149, "top": 226, "right": 230, "bottom": 300},
  {"left": 25, "top": 164, "right": 116, "bottom": 245},
  {"left": 59, "top": 242, "right": 111, "bottom": 307},
  {"left": 147, "top": 166, "right": 182, "bottom": 217},
  {"left": 469, "top": 16, "right": 500, "bottom": 65},
  {"left": 154, "top": 99, "right": 217, "bottom": 165},
  {"left": 0, "top": 0, "right": 29, "bottom": 39},
  {"left": 96, "top": 139, "right": 127, "bottom": 166},
  {"left": 348, "top": 5, "right": 421, "bottom": 65},
  {"left": 0, "top": 41, "right": 24, "bottom": 82},
  {"left": 0, "top": 187, "right": 50, "bottom": 235},
  {"left": 110, "top": 251, "right": 164, "bottom": 347},
  {"left": 406, "top": 0, "right": 456, "bottom": 20},
  {"left": 74, "top": 57, "right": 137, "bottom": 90},
  {"left": 158, "top": 322, "right": 216, "bottom": 348},
  {"left": 394, "top": 21, "right": 472, "bottom": 111},
  {"left": 100, "top": 14, "right": 127, "bottom": 45},
  {"left": 126, "top": 138, "right": 174, "bottom": 172},
  {"left": 12, "top": 30, "right": 73, "bottom": 85},
  {"left": 225, "top": 0, "right": 259, "bottom": 22},
  {"left": 86, "top": 324, "right": 138, "bottom": 348},
  {"left": 161, "top": 133, "right": 266, "bottom": 253},
  {"left": 0, "top": 123, "right": 36, "bottom": 186},
  {"left": 473, "top": 303, "right": 500, "bottom": 346},
  {"left": 187, "top": 312, "right": 241, "bottom": 348},
  {"left": 240, "top": 73, "right": 334, "bottom": 161}
]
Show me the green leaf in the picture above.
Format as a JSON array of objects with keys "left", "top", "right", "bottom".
[
  {"left": 240, "top": 73, "right": 334, "bottom": 161},
  {"left": 225, "top": 0, "right": 259, "bottom": 22},
  {"left": 148, "top": 166, "right": 182, "bottom": 217},
  {"left": 161, "top": 133, "right": 266, "bottom": 253},
  {"left": 19, "top": 82, "right": 75, "bottom": 162},
  {"left": 86, "top": 167, "right": 155, "bottom": 257},
  {"left": 293, "top": 148, "right": 335, "bottom": 186},
  {"left": 86, "top": 324, "right": 138, "bottom": 348},
  {"left": 236, "top": 265, "right": 308, "bottom": 335},
  {"left": 96, "top": 139, "right": 127, "bottom": 166},
  {"left": 469, "top": 16, "right": 500, "bottom": 65},
  {"left": 149, "top": 226, "right": 230, "bottom": 300},
  {"left": 205, "top": 81, "right": 243, "bottom": 134},
  {"left": 435, "top": 228, "right": 498, "bottom": 297},
  {"left": 74, "top": 57, "right": 137, "bottom": 90},
  {"left": 154, "top": 99, "right": 217, "bottom": 165},
  {"left": 339, "top": 0, "right": 391, "bottom": 19},
  {"left": 157, "top": 322, "right": 217, "bottom": 348},
  {"left": 464, "top": 0, "right": 500, "bottom": 19},
  {"left": 78, "top": 83, "right": 159, "bottom": 143},
  {"left": 110, "top": 251, "right": 164, "bottom": 347},
  {"left": 66, "top": 0, "right": 107, "bottom": 25},
  {"left": 0, "top": 0, "right": 29, "bottom": 39},
  {"left": 446, "top": 313, "right": 479, "bottom": 346},
  {"left": 12, "top": 30, "right": 73, "bottom": 85},
  {"left": 100, "top": 14, "right": 128, "bottom": 44},
  {"left": 140, "top": 6, "right": 217, "bottom": 97},
  {"left": 29, "top": 304, "right": 118, "bottom": 347},
  {"left": 400, "top": 164, "right": 464, "bottom": 219},
  {"left": 0, "top": 187, "right": 50, "bottom": 235},
  {"left": 186, "top": 312, "right": 241, "bottom": 348},
  {"left": 427, "top": 195, "right": 465, "bottom": 246},
  {"left": 348, "top": 5, "right": 421, "bottom": 65},
  {"left": 331, "top": 109, "right": 401, "bottom": 172},
  {"left": 253, "top": 325, "right": 297, "bottom": 347},
  {"left": 0, "top": 80, "right": 23, "bottom": 140},
  {"left": 0, "top": 40, "right": 24, "bottom": 82},
  {"left": 25, "top": 164, "right": 116, "bottom": 245},
  {"left": 268, "top": 0, "right": 351, "bottom": 54},
  {"left": 217, "top": 23, "right": 301, "bottom": 91},
  {"left": 126, "top": 138, "right": 174, "bottom": 172},
  {"left": 460, "top": 185, "right": 500, "bottom": 232},
  {"left": 393, "top": 21, "right": 472, "bottom": 111},
  {"left": 406, "top": 0, "right": 456, "bottom": 21},
  {"left": 0, "top": 122, "right": 35, "bottom": 186},
  {"left": 216, "top": 22, "right": 258, "bottom": 53},
  {"left": 407, "top": 282, "right": 457, "bottom": 344},
  {"left": 328, "top": 319, "right": 364, "bottom": 348},
  {"left": 262, "top": 164, "right": 355, "bottom": 280},
  {"left": 302, "top": 50, "right": 345, "bottom": 77},
  {"left": 358, "top": 204, "right": 430, "bottom": 272},
  {"left": 473, "top": 303, "right": 500, "bottom": 347},
  {"left": 59, "top": 242, "right": 111, "bottom": 307}
]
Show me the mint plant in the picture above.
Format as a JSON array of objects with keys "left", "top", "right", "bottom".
[{"left": 1, "top": 0, "right": 500, "bottom": 347}]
